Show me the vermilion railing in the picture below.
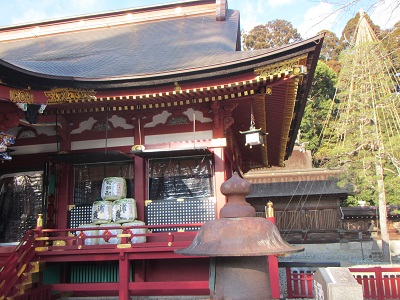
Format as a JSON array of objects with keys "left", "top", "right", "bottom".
[
  {"left": 34, "top": 223, "right": 203, "bottom": 252},
  {"left": 285, "top": 269, "right": 314, "bottom": 299},
  {"left": 6, "top": 224, "right": 399, "bottom": 300},
  {"left": 285, "top": 266, "right": 400, "bottom": 300},
  {"left": 11, "top": 284, "right": 52, "bottom": 300},
  {"left": 349, "top": 267, "right": 400, "bottom": 300},
  {"left": 0, "top": 229, "right": 40, "bottom": 298},
  {"left": 0, "top": 223, "right": 208, "bottom": 300}
]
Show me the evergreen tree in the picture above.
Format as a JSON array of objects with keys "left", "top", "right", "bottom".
[
  {"left": 314, "top": 12, "right": 398, "bottom": 261},
  {"left": 319, "top": 30, "right": 340, "bottom": 61},
  {"left": 315, "top": 13, "right": 400, "bottom": 209},
  {"left": 380, "top": 20, "right": 400, "bottom": 71},
  {"left": 300, "top": 61, "right": 338, "bottom": 156},
  {"left": 319, "top": 30, "right": 341, "bottom": 74},
  {"left": 337, "top": 11, "right": 381, "bottom": 54},
  {"left": 242, "top": 20, "right": 301, "bottom": 50}
]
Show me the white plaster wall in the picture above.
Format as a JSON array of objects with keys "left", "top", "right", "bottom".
[
  {"left": 12, "top": 143, "right": 58, "bottom": 155},
  {"left": 71, "top": 137, "right": 134, "bottom": 150},
  {"left": 145, "top": 130, "right": 213, "bottom": 145}
]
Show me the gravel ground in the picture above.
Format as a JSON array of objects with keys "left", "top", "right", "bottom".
[{"left": 280, "top": 239, "right": 400, "bottom": 266}]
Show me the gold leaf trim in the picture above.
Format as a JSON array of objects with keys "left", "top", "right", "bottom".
[
  {"left": 10, "top": 89, "right": 34, "bottom": 104},
  {"left": 53, "top": 240, "right": 66, "bottom": 246},
  {"left": 45, "top": 88, "right": 96, "bottom": 103},
  {"left": 117, "top": 234, "right": 131, "bottom": 238},
  {"left": 254, "top": 55, "right": 307, "bottom": 79},
  {"left": 279, "top": 79, "right": 299, "bottom": 166},
  {"left": 17, "top": 264, "right": 27, "bottom": 277},
  {"left": 35, "top": 247, "right": 48, "bottom": 252}
]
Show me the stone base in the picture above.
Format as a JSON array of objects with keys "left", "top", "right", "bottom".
[
  {"left": 313, "top": 267, "right": 363, "bottom": 300},
  {"left": 210, "top": 256, "right": 271, "bottom": 300}
]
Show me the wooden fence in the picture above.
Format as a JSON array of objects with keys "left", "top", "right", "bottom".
[{"left": 263, "top": 209, "right": 340, "bottom": 230}]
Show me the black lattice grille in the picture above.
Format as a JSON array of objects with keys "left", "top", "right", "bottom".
[
  {"left": 145, "top": 197, "right": 216, "bottom": 232},
  {"left": 69, "top": 205, "right": 92, "bottom": 229}
]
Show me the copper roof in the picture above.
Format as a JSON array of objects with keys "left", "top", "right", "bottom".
[
  {"left": 0, "top": 8, "right": 240, "bottom": 86},
  {"left": 0, "top": 6, "right": 322, "bottom": 90}
]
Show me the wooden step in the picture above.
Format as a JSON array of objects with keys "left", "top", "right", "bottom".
[
  {"left": 10, "top": 283, "right": 33, "bottom": 297},
  {"left": 20, "top": 271, "right": 40, "bottom": 285}
]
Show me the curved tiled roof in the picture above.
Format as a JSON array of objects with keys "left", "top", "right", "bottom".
[
  {"left": 0, "top": 10, "right": 242, "bottom": 80},
  {"left": 0, "top": 2, "right": 324, "bottom": 170},
  {"left": 247, "top": 180, "right": 349, "bottom": 198}
]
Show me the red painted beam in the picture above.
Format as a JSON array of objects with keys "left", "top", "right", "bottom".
[
  {"left": 51, "top": 281, "right": 209, "bottom": 296},
  {"left": 38, "top": 251, "right": 205, "bottom": 262},
  {"left": 128, "top": 281, "right": 209, "bottom": 296},
  {"left": 51, "top": 282, "right": 118, "bottom": 292}
]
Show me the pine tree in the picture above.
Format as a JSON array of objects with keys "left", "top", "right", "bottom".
[
  {"left": 316, "top": 10, "right": 400, "bottom": 262},
  {"left": 300, "top": 61, "right": 338, "bottom": 155}
]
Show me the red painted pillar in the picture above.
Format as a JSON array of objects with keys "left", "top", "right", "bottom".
[
  {"left": 134, "top": 155, "right": 146, "bottom": 221},
  {"left": 133, "top": 155, "right": 147, "bottom": 284},
  {"left": 119, "top": 252, "right": 130, "bottom": 300},
  {"left": 213, "top": 147, "right": 227, "bottom": 219},
  {"left": 57, "top": 162, "right": 73, "bottom": 230},
  {"left": 266, "top": 201, "right": 280, "bottom": 299}
]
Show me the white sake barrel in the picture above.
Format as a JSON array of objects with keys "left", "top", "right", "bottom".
[
  {"left": 99, "top": 223, "right": 122, "bottom": 245},
  {"left": 76, "top": 224, "right": 99, "bottom": 245},
  {"left": 123, "top": 221, "right": 146, "bottom": 243},
  {"left": 113, "top": 198, "right": 137, "bottom": 223},
  {"left": 101, "top": 177, "right": 127, "bottom": 201},
  {"left": 92, "top": 200, "right": 113, "bottom": 224}
]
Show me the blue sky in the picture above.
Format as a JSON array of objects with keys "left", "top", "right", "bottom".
[{"left": 0, "top": 0, "right": 399, "bottom": 38}]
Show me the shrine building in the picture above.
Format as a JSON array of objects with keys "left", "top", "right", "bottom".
[{"left": 0, "top": 0, "right": 323, "bottom": 298}]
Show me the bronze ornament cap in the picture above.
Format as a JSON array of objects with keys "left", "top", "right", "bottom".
[
  {"left": 219, "top": 172, "right": 256, "bottom": 218},
  {"left": 175, "top": 217, "right": 304, "bottom": 256}
]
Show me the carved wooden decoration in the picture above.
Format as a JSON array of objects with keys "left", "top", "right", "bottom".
[
  {"left": 45, "top": 88, "right": 96, "bottom": 103},
  {"left": 10, "top": 88, "right": 34, "bottom": 104}
]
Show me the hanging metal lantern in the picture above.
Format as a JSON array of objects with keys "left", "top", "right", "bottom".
[{"left": 240, "top": 100, "right": 267, "bottom": 148}]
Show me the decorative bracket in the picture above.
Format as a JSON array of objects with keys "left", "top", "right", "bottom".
[{"left": 254, "top": 55, "right": 307, "bottom": 80}]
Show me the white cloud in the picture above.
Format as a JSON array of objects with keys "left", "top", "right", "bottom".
[{"left": 297, "top": 2, "right": 340, "bottom": 38}]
